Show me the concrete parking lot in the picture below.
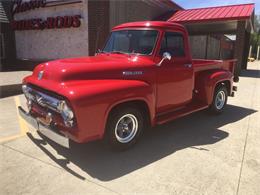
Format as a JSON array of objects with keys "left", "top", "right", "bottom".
[
  {"left": 0, "top": 62, "right": 259, "bottom": 195},
  {"left": 0, "top": 71, "right": 32, "bottom": 98}
]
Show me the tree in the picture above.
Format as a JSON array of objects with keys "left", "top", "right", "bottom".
[
  {"left": 250, "top": 15, "right": 260, "bottom": 57},
  {"left": 254, "top": 15, "right": 260, "bottom": 32}
]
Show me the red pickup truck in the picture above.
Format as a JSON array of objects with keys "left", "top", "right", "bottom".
[{"left": 19, "top": 21, "right": 238, "bottom": 150}]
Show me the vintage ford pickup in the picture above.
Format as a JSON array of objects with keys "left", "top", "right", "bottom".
[{"left": 19, "top": 21, "right": 238, "bottom": 150}]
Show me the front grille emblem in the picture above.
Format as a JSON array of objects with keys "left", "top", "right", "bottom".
[
  {"left": 36, "top": 95, "right": 45, "bottom": 107},
  {"left": 38, "top": 71, "right": 44, "bottom": 80}
]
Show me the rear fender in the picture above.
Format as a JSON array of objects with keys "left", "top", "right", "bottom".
[{"left": 194, "top": 70, "right": 233, "bottom": 105}]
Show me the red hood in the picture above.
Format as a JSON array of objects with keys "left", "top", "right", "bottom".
[{"left": 31, "top": 54, "right": 155, "bottom": 83}]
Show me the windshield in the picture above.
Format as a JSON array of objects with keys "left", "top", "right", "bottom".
[{"left": 103, "top": 30, "right": 158, "bottom": 55}]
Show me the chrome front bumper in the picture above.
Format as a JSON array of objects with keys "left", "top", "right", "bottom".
[{"left": 18, "top": 106, "right": 69, "bottom": 148}]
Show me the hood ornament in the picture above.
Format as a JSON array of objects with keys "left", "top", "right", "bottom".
[{"left": 38, "top": 71, "right": 44, "bottom": 80}]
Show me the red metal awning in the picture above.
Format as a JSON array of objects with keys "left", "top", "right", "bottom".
[{"left": 168, "top": 3, "right": 255, "bottom": 23}]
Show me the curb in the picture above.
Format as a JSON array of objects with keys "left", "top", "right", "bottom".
[{"left": 0, "top": 84, "right": 22, "bottom": 98}]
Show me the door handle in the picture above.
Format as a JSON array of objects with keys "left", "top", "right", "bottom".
[{"left": 184, "top": 64, "right": 192, "bottom": 68}]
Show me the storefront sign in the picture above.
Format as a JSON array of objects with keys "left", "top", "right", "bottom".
[
  {"left": 11, "top": 15, "right": 81, "bottom": 30},
  {"left": 12, "top": 0, "right": 82, "bottom": 16},
  {"left": 11, "top": 0, "right": 83, "bottom": 31}
]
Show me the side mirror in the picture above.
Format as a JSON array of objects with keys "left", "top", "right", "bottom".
[
  {"left": 157, "top": 52, "right": 172, "bottom": 67},
  {"left": 95, "top": 49, "right": 101, "bottom": 56}
]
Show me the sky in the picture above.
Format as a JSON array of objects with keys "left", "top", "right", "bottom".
[{"left": 174, "top": 0, "right": 260, "bottom": 14}]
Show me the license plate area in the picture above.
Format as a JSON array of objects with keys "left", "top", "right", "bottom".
[{"left": 37, "top": 113, "right": 52, "bottom": 127}]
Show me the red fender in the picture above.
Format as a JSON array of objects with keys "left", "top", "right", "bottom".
[{"left": 194, "top": 70, "right": 233, "bottom": 105}]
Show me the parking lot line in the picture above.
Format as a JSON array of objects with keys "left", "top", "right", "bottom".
[
  {"left": 0, "top": 134, "right": 25, "bottom": 143},
  {"left": 14, "top": 96, "right": 29, "bottom": 135},
  {"left": 0, "top": 96, "right": 29, "bottom": 143}
]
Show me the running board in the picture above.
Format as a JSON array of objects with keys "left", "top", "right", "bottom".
[{"left": 156, "top": 101, "right": 208, "bottom": 125}]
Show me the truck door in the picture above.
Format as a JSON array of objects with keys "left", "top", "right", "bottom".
[{"left": 156, "top": 31, "right": 193, "bottom": 113}]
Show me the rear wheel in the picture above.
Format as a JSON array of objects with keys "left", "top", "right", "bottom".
[
  {"left": 105, "top": 106, "right": 144, "bottom": 151},
  {"left": 209, "top": 85, "right": 228, "bottom": 114}
]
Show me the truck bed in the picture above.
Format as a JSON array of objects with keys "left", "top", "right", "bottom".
[{"left": 193, "top": 59, "right": 237, "bottom": 74}]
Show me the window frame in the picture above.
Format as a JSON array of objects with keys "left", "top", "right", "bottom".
[
  {"left": 159, "top": 31, "right": 187, "bottom": 59},
  {"left": 102, "top": 28, "right": 160, "bottom": 56}
]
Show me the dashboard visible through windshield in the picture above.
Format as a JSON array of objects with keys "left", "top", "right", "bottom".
[{"left": 103, "top": 30, "right": 158, "bottom": 55}]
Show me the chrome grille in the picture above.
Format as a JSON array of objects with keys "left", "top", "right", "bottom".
[{"left": 23, "top": 86, "right": 61, "bottom": 113}]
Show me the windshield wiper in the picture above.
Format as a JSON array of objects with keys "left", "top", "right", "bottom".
[
  {"left": 110, "top": 51, "right": 126, "bottom": 54},
  {"left": 96, "top": 49, "right": 108, "bottom": 54}
]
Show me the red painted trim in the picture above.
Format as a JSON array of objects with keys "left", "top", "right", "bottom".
[
  {"left": 168, "top": 3, "right": 255, "bottom": 23},
  {"left": 169, "top": 17, "right": 250, "bottom": 24}
]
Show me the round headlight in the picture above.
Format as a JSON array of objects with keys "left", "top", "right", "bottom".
[
  {"left": 22, "top": 85, "right": 29, "bottom": 98},
  {"left": 58, "top": 100, "right": 74, "bottom": 122}
]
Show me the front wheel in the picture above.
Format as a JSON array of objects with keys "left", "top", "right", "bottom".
[
  {"left": 105, "top": 107, "right": 144, "bottom": 151},
  {"left": 209, "top": 85, "right": 228, "bottom": 114}
]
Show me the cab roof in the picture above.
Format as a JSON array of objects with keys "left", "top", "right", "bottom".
[{"left": 112, "top": 21, "right": 185, "bottom": 31}]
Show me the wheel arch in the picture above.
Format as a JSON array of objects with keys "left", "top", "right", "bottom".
[
  {"left": 102, "top": 98, "right": 153, "bottom": 138},
  {"left": 214, "top": 80, "right": 231, "bottom": 96},
  {"left": 195, "top": 70, "right": 233, "bottom": 105}
]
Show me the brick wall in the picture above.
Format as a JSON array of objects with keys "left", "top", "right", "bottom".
[
  {"left": 88, "top": 0, "right": 110, "bottom": 56},
  {"left": 14, "top": 1, "right": 89, "bottom": 60},
  {"left": 87, "top": 0, "right": 179, "bottom": 56},
  {"left": 242, "top": 31, "right": 251, "bottom": 69},
  {"left": 234, "top": 21, "right": 246, "bottom": 76},
  {"left": 0, "top": 1, "right": 16, "bottom": 70},
  {"left": 109, "top": 0, "right": 177, "bottom": 30}
]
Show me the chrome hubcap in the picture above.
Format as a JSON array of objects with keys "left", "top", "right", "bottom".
[
  {"left": 215, "top": 90, "right": 226, "bottom": 110},
  {"left": 115, "top": 114, "right": 138, "bottom": 143}
]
